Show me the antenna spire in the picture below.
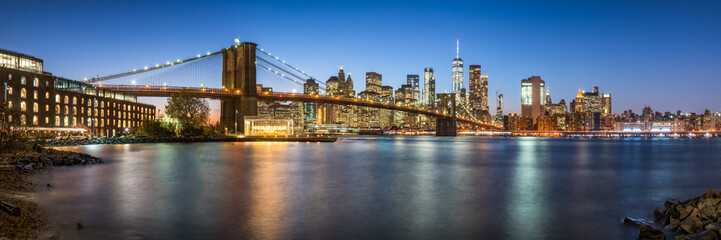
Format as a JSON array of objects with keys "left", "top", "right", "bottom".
[{"left": 456, "top": 38, "right": 459, "bottom": 58}]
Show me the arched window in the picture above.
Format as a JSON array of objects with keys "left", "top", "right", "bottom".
[
  {"left": 72, "top": 97, "right": 77, "bottom": 105},
  {"left": 55, "top": 94, "right": 60, "bottom": 103},
  {"left": 55, "top": 116, "right": 60, "bottom": 126},
  {"left": 72, "top": 117, "right": 77, "bottom": 126},
  {"left": 32, "top": 116, "right": 38, "bottom": 125},
  {"left": 73, "top": 107, "right": 77, "bottom": 115},
  {"left": 32, "top": 103, "right": 38, "bottom": 112},
  {"left": 45, "top": 117, "right": 49, "bottom": 124},
  {"left": 20, "top": 88, "right": 26, "bottom": 98},
  {"left": 101, "top": 119, "right": 104, "bottom": 127},
  {"left": 7, "top": 87, "right": 12, "bottom": 95},
  {"left": 20, "top": 101, "right": 26, "bottom": 111},
  {"left": 45, "top": 105, "right": 49, "bottom": 111},
  {"left": 20, "top": 76, "right": 26, "bottom": 85},
  {"left": 55, "top": 105, "right": 60, "bottom": 114},
  {"left": 7, "top": 101, "right": 12, "bottom": 109},
  {"left": 33, "top": 78, "right": 38, "bottom": 87},
  {"left": 100, "top": 101, "right": 104, "bottom": 108},
  {"left": 45, "top": 92, "right": 49, "bottom": 99},
  {"left": 63, "top": 116, "right": 69, "bottom": 126},
  {"left": 20, "top": 115, "right": 26, "bottom": 125},
  {"left": 33, "top": 90, "right": 38, "bottom": 99},
  {"left": 64, "top": 106, "right": 69, "bottom": 114},
  {"left": 64, "top": 96, "right": 69, "bottom": 104}
]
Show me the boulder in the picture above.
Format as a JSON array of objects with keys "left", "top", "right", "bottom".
[
  {"left": 705, "top": 222, "right": 721, "bottom": 231},
  {"left": 677, "top": 229, "right": 719, "bottom": 240},
  {"left": 624, "top": 217, "right": 652, "bottom": 226},
  {"left": 638, "top": 225, "right": 665, "bottom": 240},
  {"left": 681, "top": 215, "right": 705, "bottom": 234}
]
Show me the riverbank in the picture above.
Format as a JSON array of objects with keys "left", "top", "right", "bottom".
[
  {"left": 44, "top": 135, "right": 337, "bottom": 147},
  {"left": 0, "top": 149, "right": 102, "bottom": 239}
]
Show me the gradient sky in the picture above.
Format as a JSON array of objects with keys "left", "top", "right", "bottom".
[{"left": 2, "top": 0, "right": 721, "bottom": 121}]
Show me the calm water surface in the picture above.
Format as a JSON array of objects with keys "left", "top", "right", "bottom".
[{"left": 33, "top": 136, "right": 721, "bottom": 239}]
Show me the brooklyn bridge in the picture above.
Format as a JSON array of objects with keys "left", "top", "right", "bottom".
[{"left": 88, "top": 42, "right": 502, "bottom": 136}]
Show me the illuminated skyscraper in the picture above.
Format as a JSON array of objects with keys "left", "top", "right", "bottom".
[
  {"left": 303, "top": 79, "right": 319, "bottom": 127},
  {"left": 407, "top": 74, "right": 420, "bottom": 105},
  {"left": 494, "top": 93, "right": 504, "bottom": 125},
  {"left": 452, "top": 39, "right": 464, "bottom": 104},
  {"left": 423, "top": 68, "right": 435, "bottom": 108},
  {"left": 601, "top": 93, "right": 612, "bottom": 117},
  {"left": 520, "top": 76, "right": 546, "bottom": 124},
  {"left": 469, "top": 65, "right": 481, "bottom": 113}
]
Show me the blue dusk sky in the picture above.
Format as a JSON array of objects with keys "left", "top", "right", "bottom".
[{"left": 2, "top": 0, "right": 720, "bottom": 120}]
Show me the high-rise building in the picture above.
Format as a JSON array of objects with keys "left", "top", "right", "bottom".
[
  {"left": 468, "top": 65, "right": 482, "bottom": 114},
  {"left": 452, "top": 39, "right": 464, "bottom": 104},
  {"left": 365, "top": 72, "right": 382, "bottom": 94},
  {"left": 601, "top": 93, "right": 612, "bottom": 117},
  {"left": 380, "top": 86, "right": 395, "bottom": 128},
  {"left": 303, "top": 79, "right": 319, "bottom": 127},
  {"left": 545, "top": 88, "right": 552, "bottom": 106},
  {"left": 345, "top": 72, "right": 355, "bottom": 98},
  {"left": 573, "top": 89, "right": 584, "bottom": 114},
  {"left": 520, "top": 76, "right": 546, "bottom": 124},
  {"left": 494, "top": 93, "right": 504, "bottom": 125},
  {"left": 423, "top": 68, "right": 436, "bottom": 108},
  {"left": 480, "top": 75, "right": 488, "bottom": 112},
  {"left": 407, "top": 74, "right": 420, "bottom": 105},
  {"left": 582, "top": 86, "right": 600, "bottom": 113}
]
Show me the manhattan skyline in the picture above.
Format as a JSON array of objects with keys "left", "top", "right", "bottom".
[{"left": 2, "top": 0, "right": 720, "bottom": 117}]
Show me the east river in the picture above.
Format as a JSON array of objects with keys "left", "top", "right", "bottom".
[{"left": 33, "top": 136, "right": 721, "bottom": 239}]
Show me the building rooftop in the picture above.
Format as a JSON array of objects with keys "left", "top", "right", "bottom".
[{"left": 0, "top": 48, "right": 43, "bottom": 63}]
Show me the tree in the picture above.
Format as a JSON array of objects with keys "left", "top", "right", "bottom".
[
  {"left": 0, "top": 102, "right": 31, "bottom": 151},
  {"left": 164, "top": 91, "right": 210, "bottom": 131},
  {"left": 137, "top": 120, "right": 175, "bottom": 137}
]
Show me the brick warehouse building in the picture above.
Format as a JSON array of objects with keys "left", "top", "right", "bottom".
[{"left": 0, "top": 49, "right": 155, "bottom": 137}]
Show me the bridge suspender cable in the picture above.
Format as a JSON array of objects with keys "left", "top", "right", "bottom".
[
  {"left": 256, "top": 48, "right": 319, "bottom": 83},
  {"left": 89, "top": 50, "right": 223, "bottom": 83},
  {"left": 255, "top": 57, "right": 310, "bottom": 83},
  {"left": 256, "top": 62, "right": 326, "bottom": 91}
]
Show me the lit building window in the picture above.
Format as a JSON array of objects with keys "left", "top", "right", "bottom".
[
  {"left": 32, "top": 116, "right": 38, "bottom": 125},
  {"left": 20, "top": 101, "right": 26, "bottom": 111},
  {"left": 45, "top": 117, "right": 49, "bottom": 124},
  {"left": 7, "top": 87, "right": 12, "bottom": 95},
  {"left": 20, "top": 115, "right": 26, "bottom": 125},
  {"left": 64, "top": 96, "right": 69, "bottom": 104},
  {"left": 33, "top": 78, "right": 38, "bottom": 87},
  {"left": 55, "top": 116, "right": 60, "bottom": 126},
  {"left": 33, "top": 90, "right": 38, "bottom": 99},
  {"left": 20, "top": 76, "right": 26, "bottom": 85},
  {"left": 72, "top": 117, "right": 77, "bottom": 126},
  {"left": 32, "top": 103, "right": 38, "bottom": 112},
  {"left": 45, "top": 105, "right": 48, "bottom": 111},
  {"left": 7, "top": 74, "right": 11, "bottom": 81},
  {"left": 20, "top": 88, "right": 26, "bottom": 98},
  {"left": 73, "top": 97, "right": 77, "bottom": 105},
  {"left": 64, "top": 106, "right": 68, "bottom": 114},
  {"left": 73, "top": 107, "right": 77, "bottom": 115},
  {"left": 64, "top": 116, "right": 68, "bottom": 126},
  {"left": 55, "top": 105, "right": 60, "bottom": 114},
  {"left": 45, "top": 92, "right": 49, "bottom": 99},
  {"left": 55, "top": 94, "right": 60, "bottom": 103}
]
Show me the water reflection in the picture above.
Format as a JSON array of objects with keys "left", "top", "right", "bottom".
[{"left": 31, "top": 137, "right": 721, "bottom": 240}]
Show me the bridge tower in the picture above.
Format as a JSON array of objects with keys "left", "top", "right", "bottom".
[
  {"left": 436, "top": 93, "right": 457, "bottom": 136},
  {"left": 220, "top": 42, "right": 258, "bottom": 133}
]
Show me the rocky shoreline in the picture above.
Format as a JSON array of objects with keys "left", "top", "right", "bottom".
[
  {"left": 0, "top": 149, "right": 102, "bottom": 239},
  {"left": 628, "top": 189, "right": 721, "bottom": 240}
]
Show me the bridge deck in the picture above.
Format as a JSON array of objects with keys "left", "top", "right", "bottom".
[{"left": 97, "top": 85, "right": 502, "bottom": 129}]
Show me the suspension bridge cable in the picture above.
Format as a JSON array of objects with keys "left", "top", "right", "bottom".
[
  {"left": 90, "top": 50, "right": 223, "bottom": 83},
  {"left": 255, "top": 57, "right": 309, "bottom": 83},
  {"left": 256, "top": 48, "right": 315, "bottom": 80},
  {"left": 256, "top": 62, "right": 326, "bottom": 91}
]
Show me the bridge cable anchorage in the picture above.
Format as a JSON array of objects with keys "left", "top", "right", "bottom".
[
  {"left": 256, "top": 48, "right": 323, "bottom": 85},
  {"left": 88, "top": 50, "right": 223, "bottom": 83},
  {"left": 256, "top": 62, "right": 326, "bottom": 91}
]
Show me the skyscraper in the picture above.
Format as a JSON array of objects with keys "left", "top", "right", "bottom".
[
  {"left": 468, "top": 65, "right": 482, "bottom": 118},
  {"left": 345, "top": 72, "right": 355, "bottom": 98},
  {"left": 423, "top": 68, "right": 435, "bottom": 108},
  {"left": 303, "top": 79, "right": 319, "bottom": 127},
  {"left": 407, "top": 74, "right": 420, "bottom": 105},
  {"left": 452, "top": 39, "right": 464, "bottom": 104},
  {"left": 480, "top": 74, "right": 488, "bottom": 112},
  {"left": 365, "top": 72, "right": 382, "bottom": 94},
  {"left": 601, "top": 93, "right": 612, "bottom": 117},
  {"left": 520, "top": 76, "right": 546, "bottom": 124},
  {"left": 494, "top": 93, "right": 504, "bottom": 125}
]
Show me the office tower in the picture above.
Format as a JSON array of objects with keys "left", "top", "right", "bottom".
[
  {"left": 423, "top": 68, "right": 436, "bottom": 108},
  {"left": 365, "top": 72, "right": 382, "bottom": 94},
  {"left": 601, "top": 93, "right": 612, "bottom": 117},
  {"left": 346, "top": 72, "right": 355, "bottom": 98},
  {"left": 468, "top": 65, "right": 482, "bottom": 115},
  {"left": 574, "top": 89, "right": 584, "bottom": 113},
  {"left": 520, "top": 76, "right": 546, "bottom": 124},
  {"left": 582, "top": 86, "right": 600, "bottom": 113},
  {"left": 494, "top": 93, "right": 504, "bottom": 125},
  {"left": 480, "top": 75, "right": 488, "bottom": 111},
  {"left": 407, "top": 74, "right": 420, "bottom": 105},
  {"left": 545, "top": 88, "right": 552, "bottom": 106},
  {"left": 303, "top": 79, "right": 319, "bottom": 127},
  {"left": 452, "top": 39, "right": 464, "bottom": 104}
]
